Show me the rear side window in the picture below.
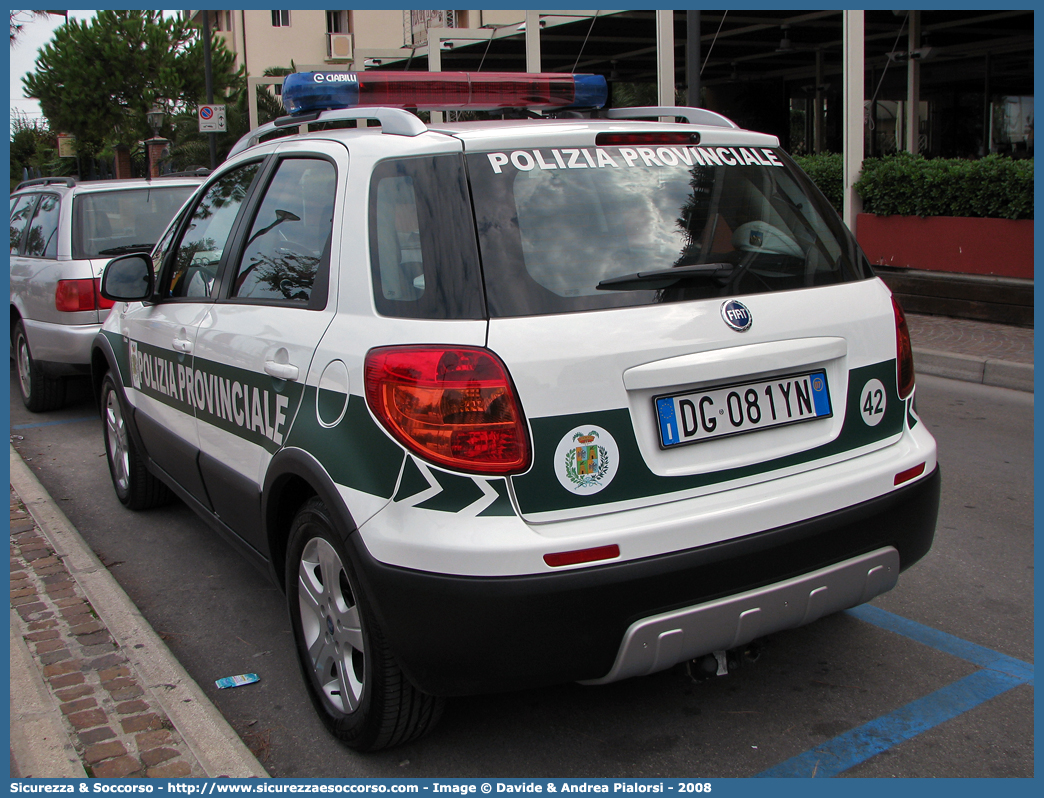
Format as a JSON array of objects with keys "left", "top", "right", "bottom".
[
  {"left": 10, "top": 195, "right": 36, "bottom": 254},
  {"left": 24, "top": 194, "right": 60, "bottom": 258},
  {"left": 467, "top": 145, "right": 870, "bottom": 317},
  {"left": 368, "top": 155, "right": 485, "bottom": 320}
]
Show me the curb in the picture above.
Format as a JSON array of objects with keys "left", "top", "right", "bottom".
[
  {"left": 9, "top": 446, "right": 269, "bottom": 779},
  {"left": 913, "top": 348, "right": 1033, "bottom": 393}
]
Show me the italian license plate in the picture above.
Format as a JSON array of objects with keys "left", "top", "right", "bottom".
[{"left": 655, "top": 370, "right": 832, "bottom": 448}]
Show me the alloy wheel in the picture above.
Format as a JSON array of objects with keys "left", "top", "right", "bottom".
[
  {"left": 297, "top": 536, "right": 366, "bottom": 713},
  {"left": 16, "top": 335, "right": 32, "bottom": 400},
  {"left": 105, "top": 388, "right": 130, "bottom": 494}
]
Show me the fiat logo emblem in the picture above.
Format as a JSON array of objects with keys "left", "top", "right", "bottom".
[{"left": 721, "top": 300, "right": 752, "bottom": 332}]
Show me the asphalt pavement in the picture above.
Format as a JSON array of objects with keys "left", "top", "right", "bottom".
[{"left": 7, "top": 312, "right": 1034, "bottom": 779}]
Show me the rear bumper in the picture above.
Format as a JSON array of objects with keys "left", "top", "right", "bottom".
[
  {"left": 349, "top": 466, "right": 940, "bottom": 696},
  {"left": 21, "top": 318, "right": 99, "bottom": 374}
]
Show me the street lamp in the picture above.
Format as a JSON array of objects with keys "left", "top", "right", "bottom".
[
  {"left": 145, "top": 106, "right": 167, "bottom": 178},
  {"left": 146, "top": 106, "right": 164, "bottom": 138}
]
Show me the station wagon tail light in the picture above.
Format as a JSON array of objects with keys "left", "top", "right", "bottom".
[
  {"left": 55, "top": 278, "right": 114, "bottom": 312},
  {"left": 365, "top": 346, "right": 531, "bottom": 475},
  {"left": 893, "top": 297, "right": 915, "bottom": 399},
  {"left": 281, "top": 71, "right": 608, "bottom": 114}
]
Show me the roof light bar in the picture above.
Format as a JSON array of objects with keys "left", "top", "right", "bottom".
[{"left": 281, "top": 71, "right": 608, "bottom": 115}]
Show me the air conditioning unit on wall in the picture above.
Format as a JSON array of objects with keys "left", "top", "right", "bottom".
[{"left": 327, "top": 33, "right": 353, "bottom": 61}]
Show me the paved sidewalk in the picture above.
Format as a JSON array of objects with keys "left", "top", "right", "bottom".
[
  {"left": 906, "top": 313, "right": 1033, "bottom": 392},
  {"left": 9, "top": 449, "right": 268, "bottom": 780}
]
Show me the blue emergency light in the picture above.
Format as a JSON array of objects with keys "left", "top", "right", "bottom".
[{"left": 281, "top": 71, "right": 608, "bottom": 115}]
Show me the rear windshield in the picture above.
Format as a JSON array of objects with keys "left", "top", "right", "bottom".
[
  {"left": 73, "top": 185, "right": 196, "bottom": 259},
  {"left": 466, "top": 145, "right": 872, "bottom": 317}
]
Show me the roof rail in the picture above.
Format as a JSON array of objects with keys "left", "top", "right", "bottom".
[
  {"left": 227, "top": 107, "right": 428, "bottom": 159},
  {"left": 605, "top": 106, "right": 739, "bottom": 129},
  {"left": 160, "top": 168, "right": 211, "bottom": 178},
  {"left": 15, "top": 177, "right": 76, "bottom": 190}
]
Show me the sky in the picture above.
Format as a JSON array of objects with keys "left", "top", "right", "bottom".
[{"left": 9, "top": 10, "right": 96, "bottom": 125}]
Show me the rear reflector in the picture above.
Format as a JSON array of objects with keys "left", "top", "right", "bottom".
[
  {"left": 894, "top": 463, "right": 926, "bottom": 486},
  {"left": 543, "top": 544, "right": 620, "bottom": 568}
]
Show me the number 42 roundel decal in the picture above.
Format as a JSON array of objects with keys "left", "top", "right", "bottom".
[{"left": 859, "top": 379, "right": 887, "bottom": 427}]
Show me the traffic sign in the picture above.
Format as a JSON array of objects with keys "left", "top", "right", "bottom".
[{"left": 198, "top": 104, "right": 227, "bottom": 133}]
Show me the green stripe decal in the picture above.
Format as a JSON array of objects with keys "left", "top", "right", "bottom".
[
  {"left": 125, "top": 339, "right": 304, "bottom": 454},
  {"left": 479, "top": 479, "right": 515, "bottom": 517},
  {"left": 100, "top": 329, "right": 131, "bottom": 386},
  {"left": 121, "top": 332, "right": 404, "bottom": 499},
  {"left": 513, "top": 360, "right": 905, "bottom": 515},
  {"left": 284, "top": 390, "right": 404, "bottom": 499},
  {"left": 394, "top": 456, "right": 432, "bottom": 503},
  {"left": 415, "top": 470, "right": 486, "bottom": 513}
]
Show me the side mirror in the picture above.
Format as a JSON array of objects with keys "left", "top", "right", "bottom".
[{"left": 100, "top": 254, "right": 154, "bottom": 302}]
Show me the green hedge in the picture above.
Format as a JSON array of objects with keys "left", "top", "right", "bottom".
[
  {"left": 855, "top": 153, "right": 1032, "bottom": 220},
  {"left": 792, "top": 153, "right": 844, "bottom": 214},
  {"left": 792, "top": 152, "right": 1033, "bottom": 221}
]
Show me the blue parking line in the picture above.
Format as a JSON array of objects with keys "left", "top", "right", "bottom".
[
  {"left": 755, "top": 606, "right": 1033, "bottom": 778},
  {"left": 11, "top": 416, "right": 96, "bottom": 430},
  {"left": 847, "top": 603, "right": 1033, "bottom": 679}
]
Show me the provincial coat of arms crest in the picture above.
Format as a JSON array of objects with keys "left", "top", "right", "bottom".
[
  {"left": 555, "top": 425, "right": 620, "bottom": 496},
  {"left": 564, "top": 430, "right": 609, "bottom": 488}
]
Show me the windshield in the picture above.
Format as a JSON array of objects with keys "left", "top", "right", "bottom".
[
  {"left": 73, "top": 185, "right": 196, "bottom": 259},
  {"left": 466, "top": 145, "right": 871, "bottom": 317}
]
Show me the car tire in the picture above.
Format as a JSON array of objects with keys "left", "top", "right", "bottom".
[
  {"left": 13, "top": 320, "right": 65, "bottom": 412},
  {"left": 101, "top": 372, "right": 172, "bottom": 510},
  {"left": 286, "top": 497, "right": 444, "bottom": 751}
]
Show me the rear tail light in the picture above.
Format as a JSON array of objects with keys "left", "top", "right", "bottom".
[
  {"left": 893, "top": 297, "right": 915, "bottom": 399},
  {"left": 96, "top": 278, "right": 115, "bottom": 310},
  {"left": 55, "top": 278, "right": 113, "bottom": 312},
  {"left": 364, "top": 346, "right": 531, "bottom": 475}
]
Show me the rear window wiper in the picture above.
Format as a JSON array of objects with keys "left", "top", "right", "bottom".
[
  {"left": 596, "top": 263, "right": 734, "bottom": 291},
  {"left": 96, "top": 244, "right": 155, "bottom": 256}
]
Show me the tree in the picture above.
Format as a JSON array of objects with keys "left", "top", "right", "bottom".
[
  {"left": 9, "top": 111, "right": 60, "bottom": 188},
  {"left": 22, "top": 11, "right": 239, "bottom": 158}
]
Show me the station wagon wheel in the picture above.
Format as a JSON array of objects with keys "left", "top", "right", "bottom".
[
  {"left": 13, "top": 320, "right": 65, "bottom": 412},
  {"left": 100, "top": 372, "right": 171, "bottom": 511},
  {"left": 285, "top": 497, "right": 444, "bottom": 750}
]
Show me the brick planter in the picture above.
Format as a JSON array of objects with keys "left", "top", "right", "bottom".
[{"left": 856, "top": 213, "right": 1034, "bottom": 280}]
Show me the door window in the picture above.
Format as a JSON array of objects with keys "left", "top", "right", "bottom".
[
  {"left": 166, "top": 162, "right": 261, "bottom": 299},
  {"left": 231, "top": 158, "right": 336, "bottom": 307}
]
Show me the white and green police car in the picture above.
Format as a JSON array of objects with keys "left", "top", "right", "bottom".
[{"left": 92, "top": 72, "right": 939, "bottom": 751}]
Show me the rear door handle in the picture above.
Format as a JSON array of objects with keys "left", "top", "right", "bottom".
[
  {"left": 264, "top": 360, "right": 300, "bottom": 381},
  {"left": 172, "top": 337, "right": 193, "bottom": 353}
]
